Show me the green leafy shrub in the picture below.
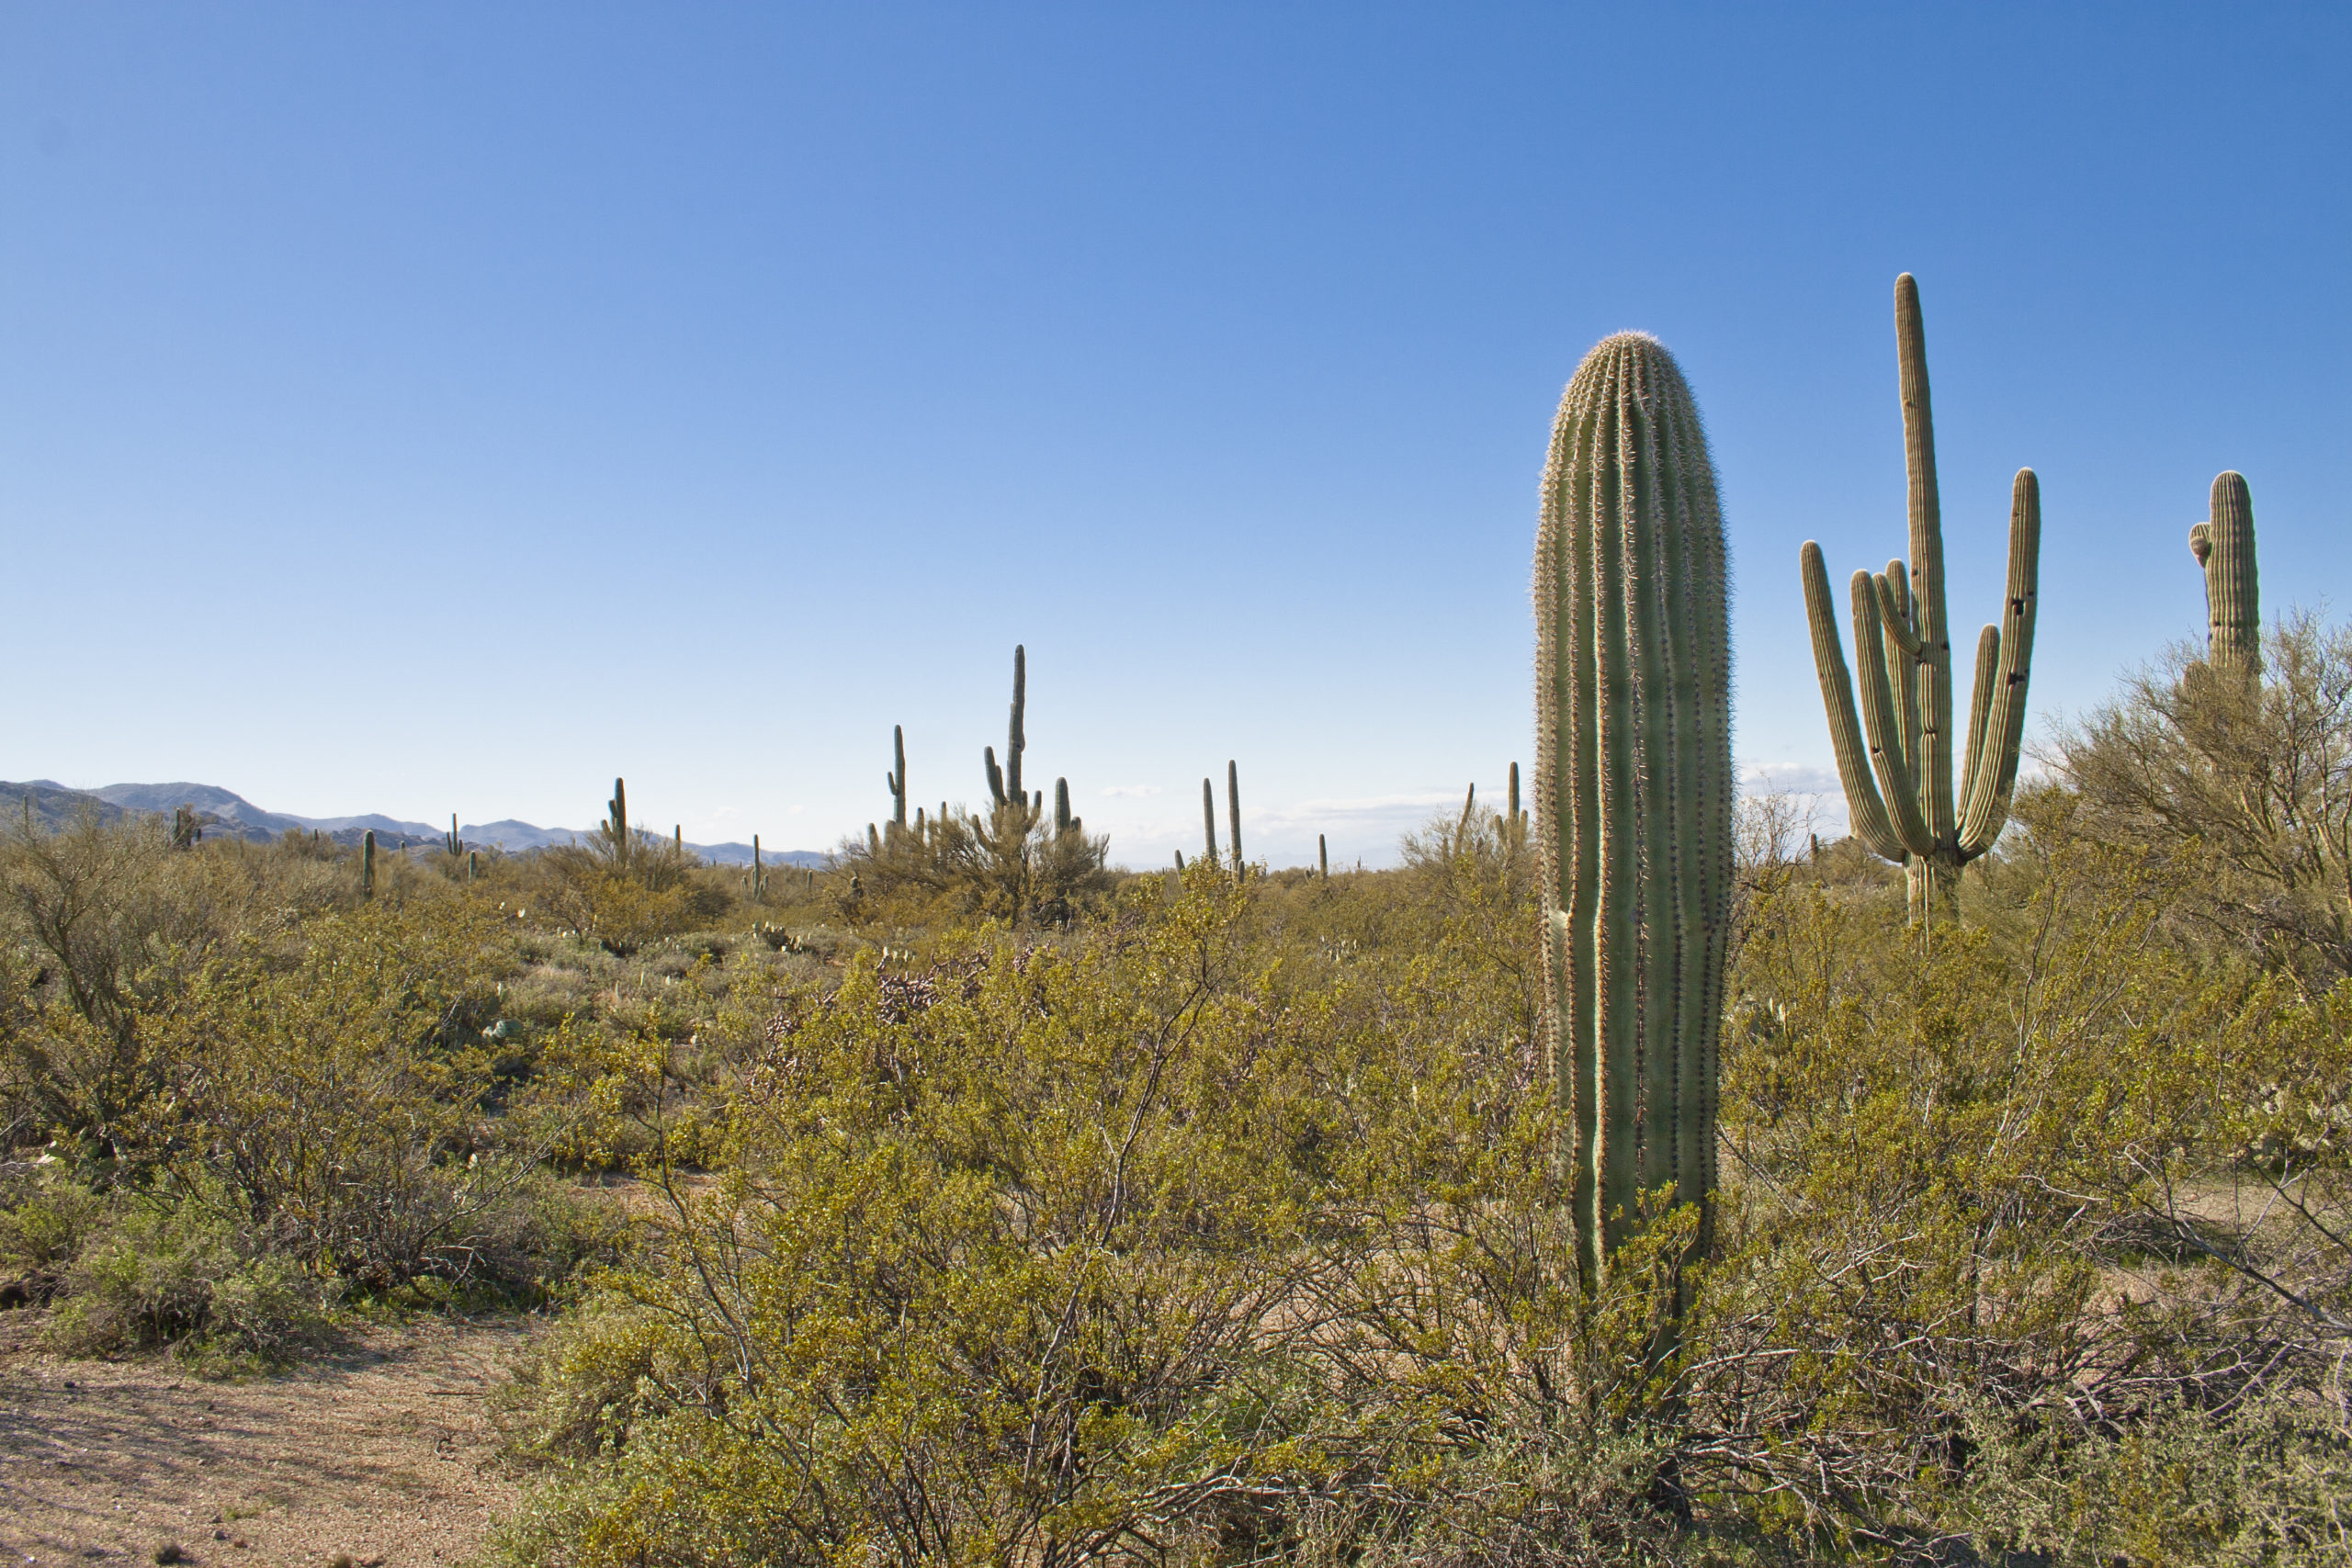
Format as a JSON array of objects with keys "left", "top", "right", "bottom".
[{"left": 45, "top": 1177, "right": 333, "bottom": 1368}]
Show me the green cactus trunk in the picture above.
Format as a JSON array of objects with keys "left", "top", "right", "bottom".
[
  {"left": 1799, "top": 276, "right": 2041, "bottom": 936},
  {"left": 888, "top": 726, "right": 909, "bottom": 830},
  {"left": 361, "top": 829, "right": 377, "bottom": 900},
  {"left": 1201, "top": 778, "right": 1217, "bottom": 864},
  {"left": 467, "top": 850, "right": 478, "bottom": 882},
  {"left": 1053, "top": 777, "right": 1077, "bottom": 837},
  {"left": 1227, "top": 761, "right": 1242, "bottom": 877},
  {"left": 606, "top": 779, "right": 629, "bottom": 868},
  {"left": 447, "top": 814, "right": 461, "bottom": 858},
  {"left": 1535, "top": 333, "right": 1734, "bottom": 1284},
  {"left": 1318, "top": 833, "right": 1328, "bottom": 879},
  {"left": 2190, "top": 472, "right": 2259, "bottom": 674}
]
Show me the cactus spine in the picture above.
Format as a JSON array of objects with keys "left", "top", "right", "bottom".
[
  {"left": 1534, "top": 332, "right": 1734, "bottom": 1282},
  {"left": 887, "top": 726, "right": 909, "bottom": 833},
  {"left": 2190, "top": 472, "right": 2259, "bottom": 673},
  {"left": 1800, "top": 275, "right": 2041, "bottom": 931},
  {"left": 361, "top": 829, "right": 377, "bottom": 899}
]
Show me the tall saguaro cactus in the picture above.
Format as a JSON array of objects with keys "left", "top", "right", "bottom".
[
  {"left": 1227, "top": 761, "right": 1242, "bottom": 876},
  {"left": 985, "top": 646, "right": 1028, "bottom": 810},
  {"left": 1201, "top": 778, "right": 1218, "bottom": 863},
  {"left": 1535, "top": 332, "right": 1734, "bottom": 1282},
  {"left": 886, "top": 726, "right": 910, "bottom": 832},
  {"left": 605, "top": 779, "right": 630, "bottom": 867},
  {"left": 361, "top": 829, "right": 378, "bottom": 900},
  {"left": 1800, "top": 275, "right": 2041, "bottom": 930},
  {"left": 2190, "top": 472, "right": 2259, "bottom": 673}
]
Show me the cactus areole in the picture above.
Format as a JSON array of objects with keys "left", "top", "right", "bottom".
[
  {"left": 1799, "top": 276, "right": 2041, "bottom": 931},
  {"left": 1534, "top": 332, "right": 1734, "bottom": 1282}
]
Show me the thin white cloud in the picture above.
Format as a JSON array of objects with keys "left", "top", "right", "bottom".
[{"left": 1100, "top": 784, "right": 1163, "bottom": 797}]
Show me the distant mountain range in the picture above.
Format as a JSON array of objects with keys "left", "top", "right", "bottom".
[{"left": 0, "top": 780, "right": 827, "bottom": 868}]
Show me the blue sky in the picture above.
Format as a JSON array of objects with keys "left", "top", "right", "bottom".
[{"left": 3, "top": 4, "right": 2346, "bottom": 864}]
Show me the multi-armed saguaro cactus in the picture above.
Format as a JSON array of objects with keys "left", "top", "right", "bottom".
[
  {"left": 984, "top": 646, "right": 1028, "bottom": 814},
  {"left": 447, "top": 814, "right": 462, "bottom": 858},
  {"left": 361, "top": 829, "right": 378, "bottom": 899},
  {"left": 1800, "top": 275, "right": 2041, "bottom": 931},
  {"left": 1535, "top": 332, "right": 1734, "bottom": 1282},
  {"left": 886, "top": 726, "right": 910, "bottom": 837},
  {"left": 2190, "top": 471, "right": 2259, "bottom": 673},
  {"left": 604, "top": 778, "right": 630, "bottom": 866}
]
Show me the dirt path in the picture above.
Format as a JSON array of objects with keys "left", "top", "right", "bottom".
[{"left": 0, "top": 1314, "right": 531, "bottom": 1568}]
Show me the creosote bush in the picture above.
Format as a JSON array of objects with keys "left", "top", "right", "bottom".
[{"left": 487, "top": 798, "right": 2352, "bottom": 1567}]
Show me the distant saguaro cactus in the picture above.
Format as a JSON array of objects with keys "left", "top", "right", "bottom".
[
  {"left": 2190, "top": 471, "right": 2260, "bottom": 673},
  {"left": 171, "top": 805, "right": 200, "bottom": 851},
  {"left": 604, "top": 779, "right": 629, "bottom": 866},
  {"left": 1053, "top": 777, "right": 1080, "bottom": 837},
  {"left": 1799, "top": 275, "right": 2041, "bottom": 931},
  {"left": 361, "top": 829, "right": 377, "bottom": 900},
  {"left": 1227, "top": 761, "right": 1242, "bottom": 877},
  {"left": 1535, "top": 331, "right": 1734, "bottom": 1281},
  {"left": 467, "top": 850, "right": 478, "bottom": 882},
  {"left": 985, "top": 647, "right": 1028, "bottom": 808},
  {"left": 1508, "top": 762, "right": 1521, "bottom": 822},
  {"left": 1201, "top": 778, "right": 1218, "bottom": 863},
  {"left": 887, "top": 726, "right": 909, "bottom": 831},
  {"left": 446, "top": 814, "right": 462, "bottom": 858},
  {"left": 1318, "top": 833, "right": 1329, "bottom": 879}
]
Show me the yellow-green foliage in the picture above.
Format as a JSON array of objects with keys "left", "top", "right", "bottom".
[{"left": 491, "top": 803, "right": 2352, "bottom": 1565}]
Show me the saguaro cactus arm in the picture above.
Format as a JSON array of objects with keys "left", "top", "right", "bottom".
[
  {"left": 1957, "top": 469, "right": 2041, "bottom": 852},
  {"left": 1801, "top": 543, "right": 1907, "bottom": 863},
  {"left": 1849, "top": 570, "right": 1937, "bottom": 853}
]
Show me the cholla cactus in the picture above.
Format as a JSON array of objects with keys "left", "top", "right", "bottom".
[
  {"left": 2190, "top": 471, "right": 2259, "bottom": 673},
  {"left": 1800, "top": 275, "right": 2041, "bottom": 931},
  {"left": 1534, "top": 331, "right": 1733, "bottom": 1280}
]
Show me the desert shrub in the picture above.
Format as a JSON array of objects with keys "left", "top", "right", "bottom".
[
  {"left": 139, "top": 901, "right": 623, "bottom": 1295},
  {"left": 844, "top": 799, "right": 1115, "bottom": 927},
  {"left": 44, "top": 1174, "right": 334, "bottom": 1368},
  {"left": 2055, "top": 610, "right": 2352, "bottom": 985}
]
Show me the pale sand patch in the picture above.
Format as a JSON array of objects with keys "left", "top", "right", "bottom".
[{"left": 0, "top": 1314, "right": 533, "bottom": 1568}]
